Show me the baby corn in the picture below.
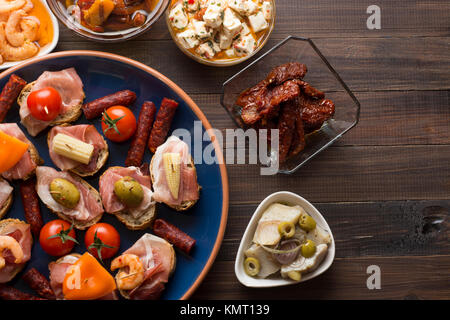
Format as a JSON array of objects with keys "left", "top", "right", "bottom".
[
  {"left": 52, "top": 133, "right": 94, "bottom": 165},
  {"left": 163, "top": 152, "right": 181, "bottom": 200}
]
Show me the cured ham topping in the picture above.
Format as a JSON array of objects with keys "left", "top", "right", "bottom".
[
  {"left": 36, "top": 166, "right": 104, "bottom": 222},
  {"left": 121, "top": 234, "right": 174, "bottom": 300},
  {"left": 0, "top": 179, "right": 13, "bottom": 208},
  {"left": 19, "top": 68, "right": 84, "bottom": 136},
  {"left": 0, "top": 123, "right": 37, "bottom": 180},
  {"left": 99, "top": 166, "right": 154, "bottom": 218},
  {"left": 48, "top": 125, "right": 106, "bottom": 171},
  {"left": 152, "top": 136, "right": 199, "bottom": 206},
  {"left": 0, "top": 222, "right": 32, "bottom": 283}
]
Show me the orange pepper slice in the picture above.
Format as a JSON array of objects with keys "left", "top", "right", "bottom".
[
  {"left": 0, "top": 130, "right": 29, "bottom": 173},
  {"left": 63, "top": 252, "right": 116, "bottom": 300}
]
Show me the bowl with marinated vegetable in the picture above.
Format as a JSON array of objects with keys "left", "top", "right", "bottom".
[
  {"left": 47, "top": 0, "right": 170, "bottom": 42},
  {"left": 166, "top": 0, "right": 275, "bottom": 66},
  {"left": 235, "top": 191, "right": 335, "bottom": 287}
]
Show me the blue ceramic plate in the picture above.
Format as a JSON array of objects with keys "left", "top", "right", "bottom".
[{"left": 0, "top": 51, "right": 228, "bottom": 300}]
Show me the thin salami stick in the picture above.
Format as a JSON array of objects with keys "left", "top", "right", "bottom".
[
  {"left": 125, "top": 101, "right": 156, "bottom": 167},
  {"left": 19, "top": 178, "right": 43, "bottom": 237},
  {"left": 82, "top": 90, "right": 136, "bottom": 120},
  {"left": 22, "top": 268, "right": 56, "bottom": 300},
  {"left": 153, "top": 219, "right": 196, "bottom": 254},
  {"left": 0, "top": 284, "right": 46, "bottom": 300},
  {"left": 0, "top": 74, "right": 27, "bottom": 123},
  {"left": 148, "top": 98, "right": 179, "bottom": 153}
]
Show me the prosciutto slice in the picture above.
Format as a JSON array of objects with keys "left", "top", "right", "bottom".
[
  {"left": 0, "top": 179, "right": 13, "bottom": 208},
  {"left": 19, "top": 68, "right": 84, "bottom": 137},
  {"left": 0, "top": 123, "right": 38, "bottom": 180},
  {"left": 0, "top": 222, "right": 32, "bottom": 283},
  {"left": 122, "top": 234, "right": 175, "bottom": 300},
  {"left": 99, "top": 167, "right": 154, "bottom": 218},
  {"left": 36, "top": 166, "right": 104, "bottom": 222},
  {"left": 48, "top": 254, "right": 118, "bottom": 300},
  {"left": 48, "top": 125, "right": 106, "bottom": 171},
  {"left": 152, "top": 136, "right": 199, "bottom": 206}
]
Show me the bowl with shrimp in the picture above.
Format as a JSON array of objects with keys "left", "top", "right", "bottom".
[
  {"left": 0, "top": 0, "right": 59, "bottom": 70},
  {"left": 47, "top": 0, "right": 170, "bottom": 42}
]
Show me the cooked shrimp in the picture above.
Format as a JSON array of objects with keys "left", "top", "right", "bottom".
[
  {"left": 0, "top": 22, "right": 38, "bottom": 61},
  {"left": 0, "top": 0, "right": 26, "bottom": 15},
  {"left": 0, "top": 235, "right": 24, "bottom": 269},
  {"left": 22, "top": 0, "right": 33, "bottom": 12},
  {"left": 5, "top": 10, "right": 39, "bottom": 47},
  {"left": 111, "top": 254, "right": 145, "bottom": 290}
]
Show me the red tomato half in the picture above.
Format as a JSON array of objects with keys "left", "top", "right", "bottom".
[
  {"left": 101, "top": 106, "right": 137, "bottom": 142},
  {"left": 85, "top": 223, "right": 120, "bottom": 260},
  {"left": 27, "top": 87, "right": 62, "bottom": 121},
  {"left": 39, "top": 220, "right": 78, "bottom": 257}
]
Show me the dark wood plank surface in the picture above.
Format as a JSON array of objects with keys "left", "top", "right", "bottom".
[{"left": 54, "top": 0, "right": 449, "bottom": 299}]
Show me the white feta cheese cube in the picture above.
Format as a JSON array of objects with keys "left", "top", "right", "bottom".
[
  {"left": 196, "top": 41, "right": 216, "bottom": 59},
  {"left": 184, "top": 0, "right": 200, "bottom": 12},
  {"left": 177, "top": 28, "right": 200, "bottom": 49},
  {"left": 222, "top": 7, "right": 242, "bottom": 37},
  {"left": 219, "top": 30, "right": 233, "bottom": 49},
  {"left": 248, "top": 11, "right": 268, "bottom": 33},
  {"left": 225, "top": 48, "right": 235, "bottom": 57},
  {"left": 169, "top": 3, "right": 189, "bottom": 29},
  {"left": 191, "top": 19, "right": 213, "bottom": 39},
  {"left": 203, "top": 3, "right": 224, "bottom": 28},
  {"left": 262, "top": 1, "right": 272, "bottom": 20},
  {"left": 233, "top": 34, "right": 256, "bottom": 56},
  {"left": 240, "top": 22, "right": 251, "bottom": 35},
  {"left": 241, "top": 0, "right": 258, "bottom": 16}
]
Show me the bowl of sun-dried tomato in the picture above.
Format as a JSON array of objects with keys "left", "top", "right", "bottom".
[{"left": 221, "top": 36, "right": 360, "bottom": 174}]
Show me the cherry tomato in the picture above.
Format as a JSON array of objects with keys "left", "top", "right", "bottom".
[
  {"left": 39, "top": 220, "right": 78, "bottom": 256},
  {"left": 27, "top": 87, "right": 62, "bottom": 121},
  {"left": 85, "top": 223, "right": 120, "bottom": 261},
  {"left": 101, "top": 106, "right": 136, "bottom": 142}
]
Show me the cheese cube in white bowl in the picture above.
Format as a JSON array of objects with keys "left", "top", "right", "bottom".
[
  {"left": 223, "top": 7, "right": 242, "bottom": 37},
  {"left": 248, "top": 10, "right": 268, "bottom": 32},
  {"left": 177, "top": 28, "right": 200, "bottom": 49},
  {"left": 203, "top": 3, "right": 224, "bottom": 28},
  {"left": 233, "top": 34, "right": 256, "bottom": 56},
  {"left": 192, "top": 19, "right": 213, "bottom": 39},
  {"left": 169, "top": 3, "right": 189, "bottom": 29},
  {"left": 196, "top": 42, "right": 216, "bottom": 59},
  {"left": 262, "top": 1, "right": 272, "bottom": 20}
]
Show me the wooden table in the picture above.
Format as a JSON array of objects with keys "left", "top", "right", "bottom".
[{"left": 55, "top": 0, "right": 450, "bottom": 299}]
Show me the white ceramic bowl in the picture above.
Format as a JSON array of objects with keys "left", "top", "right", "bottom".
[
  {"left": 234, "top": 191, "right": 335, "bottom": 288},
  {"left": 0, "top": 0, "right": 59, "bottom": 70}
]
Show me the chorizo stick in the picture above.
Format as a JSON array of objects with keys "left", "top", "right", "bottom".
[
  {"left": 82, "top": 90, "right": 137, "bottom": 120},
  {"left": 148, "top": 98, "right": 179, "bottom": 153},
  {"left": 0, "top": 74, "right": 27, "bottom": 123},
  {"left": 22, "top": 268, "right": 56, "bottom": 300},
  {"left": 19, "top": 178, "right": 43, "bottom": 237},
  {"left": 0, "top": 284, "right": 46, "bottom": 300},
  {"left": 125, "top": 101, "right": 156, "bottom": 167},
  {"left": 153, "top": 219, "right": 196, "bottom": 254}
]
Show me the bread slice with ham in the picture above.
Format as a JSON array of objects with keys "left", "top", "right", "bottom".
[
  {"left": 17, "top": 68, "right": 85, "bottom": 137},
  {"left": 47, "top": 124, "right": 109, "bottom": 177},
  {"left": 150, "top": 136, "right": 200, "bottom": 211},
  {"left": 0, "top": 123, "right": 43, "bottom": 181},
  {"left": 35, "top": 166, "right": 104, "bottom": 230},
  {"left": 0, "top": 219, "right": 32, "bottom": 283},
  {"left": 113, "top": 234, "right": 176, "bottom": 300},
  {"left": 99, "top": 166, "right": 156, "bottom": 230},
  {"left": 0, "top": 178, "right": 13, "bottom": 219}
]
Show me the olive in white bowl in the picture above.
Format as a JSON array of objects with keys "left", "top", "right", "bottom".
[{"left": 235, "top": 191, "right": 335, "bottom": 288}]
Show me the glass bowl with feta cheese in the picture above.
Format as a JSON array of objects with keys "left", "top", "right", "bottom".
[{"left": 166, "top": 0, "right": 276, "bottom": 66}]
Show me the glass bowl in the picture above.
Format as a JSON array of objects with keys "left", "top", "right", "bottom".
[
  {"left": 166, "top": 0, "right": 276, "bottom": 67},
  {"left": 221, "top": 36, "right": 361, "bottom": 174},
  {"left": 47, "top": 0, "right": 170, "bottom": 42}
]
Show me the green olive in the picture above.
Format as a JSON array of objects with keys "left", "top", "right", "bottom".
[
  {"left": 301, "top": 240, "right": 316, "bottom": 258},
  {"left": 287, "top": 271, "right": 301, "bottom": 281},
  {"left": 299, "top": 213, "right": 316, "bottom": 231},
  {"left": 49, "top": 178, "right": 80, "bottom": 209},
  {"left": 278, "top": 221, "right": 295, "bottom": 238},
  {"left": 114, "top": 176, "right": 144, "bottom": 208},
  {"left": 244, "top": 257, "right": 260, "bottom": 277}
]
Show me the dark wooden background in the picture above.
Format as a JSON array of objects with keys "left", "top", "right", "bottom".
[{"left": 55, "top": 0, "right": 450, "bottom": 299}]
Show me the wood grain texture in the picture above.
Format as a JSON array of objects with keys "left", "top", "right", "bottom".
[
  {"left": 215, "top": 201, "right": 450, "bottom": 261},
  {"left": 191, "top": 256, "right": 450, "bottom": 300},
  {"left": 55, "top": 37, "right": 450, "bottom": 94}
]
